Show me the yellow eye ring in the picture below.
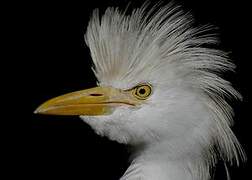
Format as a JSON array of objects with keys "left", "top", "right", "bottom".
[{"left": 132, "top": 83, "right": 152, "bottom": 100}]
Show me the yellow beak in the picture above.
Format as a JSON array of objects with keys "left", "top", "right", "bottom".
[{"left": 34, "top": 86, "right": 138, "bottom": 116}]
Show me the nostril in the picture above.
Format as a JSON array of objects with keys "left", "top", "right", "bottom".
[{"left": 90, "top": 93, "right": 103, "bottom": 96}]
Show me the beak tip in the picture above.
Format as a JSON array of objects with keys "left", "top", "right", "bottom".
[
  {"left": 34, "top": 106, "right": 44, "bottom": 114},
  {"left": 34, "top": 108, "right": 40, "bottom": 114}
]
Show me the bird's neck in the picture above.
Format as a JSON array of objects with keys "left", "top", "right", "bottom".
[
  {"left": 120, "top": 140, "right": 208, "bottom": 180},
  {"left": 121, "top": 157, "right": 193, "bottom": 180}
]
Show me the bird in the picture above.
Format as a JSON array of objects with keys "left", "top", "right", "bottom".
[{"left": 34, "top": 2, "right": 246, "bottom": 180}]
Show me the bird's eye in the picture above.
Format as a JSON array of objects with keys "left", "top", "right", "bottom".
[{"left": 132, "top": 83, "right": 152, "bottom": 100}]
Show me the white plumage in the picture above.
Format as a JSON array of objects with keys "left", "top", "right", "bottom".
[
  {"left": 36, "top": 2, "right": 246, "bottom": 180},
  {"left": 83, "top": 3, "right": 245, "bottom": 180}
]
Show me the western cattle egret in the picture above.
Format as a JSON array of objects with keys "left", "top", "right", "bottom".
[{"left": 35, "top": 2, "right": 245, "bottom": 180}]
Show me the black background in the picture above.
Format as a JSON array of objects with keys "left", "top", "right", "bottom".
[{"left": 8, "top": 0, "right": 251, "bottom": 179}]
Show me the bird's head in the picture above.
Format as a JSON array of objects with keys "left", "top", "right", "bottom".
[
  {"left": 35, "top": 4, "right": 244, "bottom": 163},
  {"left": 35, "top": 72, "right": 198, "bottom": 145}
]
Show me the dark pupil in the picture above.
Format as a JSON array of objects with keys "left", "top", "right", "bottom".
[{"left": 139, "top": 88, "right": 146, "bottom": 95}]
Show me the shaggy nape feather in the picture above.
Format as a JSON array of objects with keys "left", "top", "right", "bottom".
[{"left": 83, "top": 2, "right": 245, "bottom": 180}]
